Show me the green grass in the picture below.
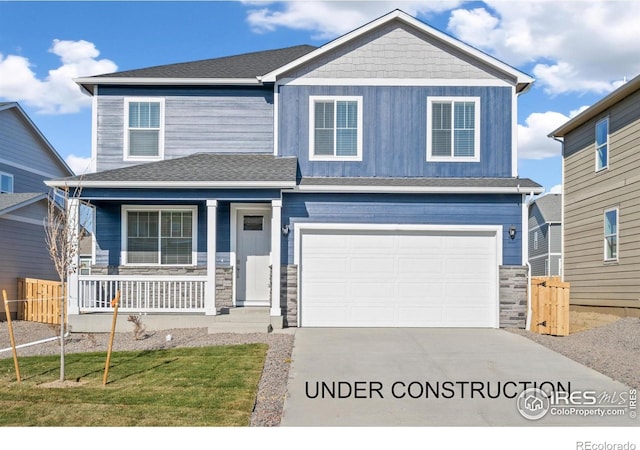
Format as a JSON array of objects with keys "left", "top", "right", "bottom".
[{"left": 0, "top": 344, "right": 268, "bottom": 426}]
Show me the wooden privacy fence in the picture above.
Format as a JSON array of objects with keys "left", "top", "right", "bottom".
[
  {"left": 17, "top": 278, "right": 65, "bottom": 325},
  {"left": 530, "top": 276, "right": 570, "bottom": 336}
]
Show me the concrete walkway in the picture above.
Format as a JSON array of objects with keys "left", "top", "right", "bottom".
[{"left": 281, "top": 328, "right": 637, "bottom": 426}]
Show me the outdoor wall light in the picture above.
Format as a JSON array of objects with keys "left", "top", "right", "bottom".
[
  {"left": 509, "top": 226, "right": 517, "bottom": 240},
  {"left": 282, "top": 224, "right": 290, "bottom": 236}
]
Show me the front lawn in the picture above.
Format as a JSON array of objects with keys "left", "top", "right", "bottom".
[{"left": 0, "top": 344, "right": 267, "bottom": 426}]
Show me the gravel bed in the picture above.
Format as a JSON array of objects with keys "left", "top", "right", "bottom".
[
  {"left": 508, "top": 317, "right": 640, "bottom": 390},
  {"left": 0, "top": 321, "right": 294, "bottom": 427}
]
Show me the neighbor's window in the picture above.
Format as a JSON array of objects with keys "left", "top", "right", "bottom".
[
  {"left": 0, "top": 172, "right": 13, "bottom": 194},
  {"left": 604, "top": 207, "right": 618, "bottom": 261},
  {"left": 427, "top": 97, "right": 480, "bottom": 162},
  {"left": 125, "top": 207, "right": 195, "bottom": 265},
  {"left": 533, "top": 231, "right": 539, "bottom": 250},
  {"left": 125, "top": 98, "right": 164, "bottom": 159},
  {"left": 595, "top": 117, "right": 609, "bottom": 171},
  {"left": 309, "top": 96, "right": 362, "bottom": 160}
]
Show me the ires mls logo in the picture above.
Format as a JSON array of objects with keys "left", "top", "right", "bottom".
[{"left": 517, "top": 387, "right": 637, "bottom": 421}]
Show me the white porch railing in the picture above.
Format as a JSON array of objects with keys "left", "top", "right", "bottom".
[{"left": 78, "top": 275, "right": 208, "bottom": 313}]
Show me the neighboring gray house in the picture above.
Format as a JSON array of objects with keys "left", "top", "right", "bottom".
[
  {"left": 528, "top": 193, "right": 561, "bottom": 276},
  {"left": 0, "top": 102, "right": 74, "bottom": 319},
  {"left": 549, "top": 73, "right": 640, "bottom": 317}
]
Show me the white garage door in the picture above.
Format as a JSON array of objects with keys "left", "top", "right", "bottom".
[{"left": 299, "top": 228, "right": 499, "bottom": 327}]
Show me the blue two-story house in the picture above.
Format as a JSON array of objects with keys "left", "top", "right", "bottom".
[{"left": 48, "top": 10, "right": 542, "bottom": 332}]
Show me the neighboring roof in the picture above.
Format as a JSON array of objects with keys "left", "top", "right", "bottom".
[
  {"left": 299, "top": 177, "right": 543, "bottom": 194},
  {"left": 0, "top": 102, "right": 74, "bottom": 176},
  {"left": 75, "top": 9, "right": 533, "bottom": 94},
  {"left": 529, "top": 193, "right": 561, "bottom": 222},
  {"left": 549, "top": 73, "right": 640, "bottom": 138},
  {"left": 75, "top": 45, "right": 317, "bottom": 94},
  {"left": 46, "top": 153, "right": 298, "bottom": 188},
  {"left": 0, "top": 192, "right": 48, "bottom": 216}
]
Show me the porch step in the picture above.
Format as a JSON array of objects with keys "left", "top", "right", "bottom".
[{"left": 215, "top": 307, "right": 270, "bottom": 323}]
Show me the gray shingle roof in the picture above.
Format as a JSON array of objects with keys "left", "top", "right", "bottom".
[
  {"left": 531, "top": 193, "right": 561, "bottom": 222},
  {"left": 93, "top": 45, "right": 317, "bottom": 79},
  {"left": 300, "top": 177, "right": 542, "bottom": 189},
  {"left": 0, "top": 193, "right": 47, "bottom": 215},
  {"left": 58, "top": 153, "right": 298, "bottom": 185}
]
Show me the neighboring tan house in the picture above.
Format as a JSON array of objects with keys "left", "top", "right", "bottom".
[
  {"left": 0, "top": 102, "right": 75, "bottom": 319},
  {"left": 49, "top": 10, "right": 543, "bottom": 332},
  {"left": 549, "top": 73, "right": 640, "bottom": 317},
  {"left": 528, "top": 193, "right": 561, "bottom": 276}
]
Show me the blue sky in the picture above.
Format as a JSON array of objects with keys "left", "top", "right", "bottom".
[{"left": 1, "top": 1, "right": 640, "bottom": 194}]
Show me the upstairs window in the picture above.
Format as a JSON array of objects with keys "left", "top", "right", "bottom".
[
  {"left": 427, "top": 97, "right": 480, "bottom": 162},
  {"left": 595, "top": 117, "right": 609, "bottom": 171},
  {"left": 533, "top": 231, "right": 539, "bottom": 250},
  {"left": 0, "top": 172, "right": 13, "bottom": 193},
  {"left": 125, "top": 98, "right": 164, "bottom": 160},
  {"left": 604, "top": 207, "right": 618, "bottom": 261},
  {"left": 309, "top": 96, "right": 362, "bottom": 161}
]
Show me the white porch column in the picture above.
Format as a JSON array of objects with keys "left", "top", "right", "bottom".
[
  {"left": 270, "top": 199, "right": 282, "bottom": 317},
  {"left": 205, "top": 200, "right": 218, "bottom": 315},
  {"left": 67, "top": 197, "right": 80, "bottom": 315}
]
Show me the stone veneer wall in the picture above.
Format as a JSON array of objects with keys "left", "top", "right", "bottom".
[
  {"left": 499, "top": 265, "right": 528, "bottom": 328},
  {"left": 215, "top": 267, "right": 233, "bottom": 310},
  {"left": 281, "top": 265, "right": 298, "bottom": 327}
]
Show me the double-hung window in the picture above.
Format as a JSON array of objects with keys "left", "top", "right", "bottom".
[
  {"left": 124, "top": 206, "right": 196, "bottom": 265},
  {"left": 0, "top": 172, "right": 13, "bottom": 193},
  {"left": 604, "top": 207, "right": 618, "bottom": 261},
  {"left": 309, "top": 96, "right": 362, "bottom": 161},
  {"left": 595, "top": 117, "right": 609, "bottom": 171},
  {"left": 427, "top": 97, "right": 480, "bottom": 162},
  {"left": 125, "top": 98, "right": 164, "bottom": 160}
]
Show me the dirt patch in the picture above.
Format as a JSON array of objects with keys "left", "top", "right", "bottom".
[
  {"left": 570, "top": 310, "right": 621, "bottom": 334},
  {"left": 37, "top": 380, "right": 88, "bottom": 389}
]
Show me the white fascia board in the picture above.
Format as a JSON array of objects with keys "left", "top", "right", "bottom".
[
  {"left": 262, "top": 10, "right": 533, "bottom": 87},
  {"left": 294, "top": 185, "right": 545, "bottom": 194},
  {"left": 278, "top": 78, "right": 514, "bottom": 87},
  {"left": 74, "top": 77, "right": 262, "bottom": 94},
  {"left": 45, "top": 180, "right": 296, "bottom": 189}
]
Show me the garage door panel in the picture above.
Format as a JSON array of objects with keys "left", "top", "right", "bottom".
[{"left": 300, "top": 229, "right": 498, "bottom": 328}]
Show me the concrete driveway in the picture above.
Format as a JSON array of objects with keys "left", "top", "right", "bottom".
[{"left": 281, "top": 328, "right": 637, "bottom": 426}]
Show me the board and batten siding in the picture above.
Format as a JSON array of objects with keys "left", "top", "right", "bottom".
[
  {"left": 563, "top": 88, "right": 640, "bottom": 308},
  {"left": 95, "top": 86, "right": 274, "bottom": 172},
  {"left": 281, "top": 192, "right": 523, "bottom": 265},
  {"left": 278, "top": 85, "right": 512, "bottom": 178}
]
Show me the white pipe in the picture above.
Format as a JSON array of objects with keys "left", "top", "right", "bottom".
[
  {"left": 525, "top": 261, "right": 533, "bottom": 331},
  {"left": 0, "top": 328, "right": 71, "bottom": 354}
]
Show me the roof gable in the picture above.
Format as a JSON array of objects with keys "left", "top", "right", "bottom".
[
  {"left": 530, "top": 194, "right": 561, "bottom": 223},
  {"left": 262, "top": 10, "right": 533, "bottom": 92}
]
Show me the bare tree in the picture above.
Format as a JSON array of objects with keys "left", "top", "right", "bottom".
[{"left": 44, "top": 184, "right": 88, "bottom": 381}]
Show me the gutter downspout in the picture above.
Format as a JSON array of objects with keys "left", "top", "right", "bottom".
[{"left": 525, "top": 190, "right": 535, "bottom": 331}]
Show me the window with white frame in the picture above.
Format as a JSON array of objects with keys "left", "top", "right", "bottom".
[
  {"left": 123, "top": 207, "right": 196, "bottom": 265},
  {"left": 427, "top": 97, "right": 480, "bottom": 162},
  {"left": 595, "top": 117, "right": 609, "bottom": 171},
  {"left": 309, "top": 96, "right": 362, "bottom": 160},
  {"left": 0, "top": 172, "right": 13, "bottom": 193},
  {"left": 125, "top": 98, "right": 164, "bottom": 160},
  {"left": 533, "top": 231, "right": 539, "bottom": 250},
  {"left": 604, "top": 207, "right": 618, "bottom": 261}
]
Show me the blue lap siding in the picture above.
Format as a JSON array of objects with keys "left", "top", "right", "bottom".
[{"left": 281, "top": 192, "right": 523, "bottom": 265}]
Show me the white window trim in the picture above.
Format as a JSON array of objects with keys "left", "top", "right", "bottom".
[
  {"left": 603, "top": 206, "right": 618, "bottom": 262},
  {"left": 0, "top": 171, "right": 14, "bottom": 194},
  {"left": 308, "top": 95, "right": 363, "bottom": 162},
  {"left": 123, "top": 97, "right": 165, "bottom": 162},
  {"left": 121, "top": 205, "right": 197, "bottom": 266},
  {"left": 595, "top": 116, "right": 609, "bottom": 172},
  {"left": 426, "top": 96, "right": 480, "bottom": 163},
  {"left": 533, "top": 230, "right": 539, "bottom": 250}
]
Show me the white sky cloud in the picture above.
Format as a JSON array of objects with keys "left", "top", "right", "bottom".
[
  {"left": 0, "top": 39, "right": 116, "bottom": 114},
  {"left": 65, "top": 154, "right": 94, "bottom": 175}
]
